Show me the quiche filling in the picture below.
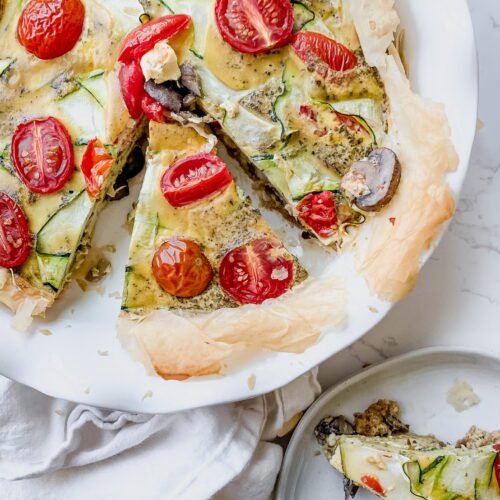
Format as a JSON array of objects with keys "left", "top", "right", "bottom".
[
  {"left": 140, "top": 0, "right": 393, "bottom": 247},
  {"left": 122, "top": 121, "right": 307, "bottom": 313},
  {"left": 315, "top": 401, "right": 500, "bottom": 499},
  {"left": 0, "top": 0, "right": 144, "bottom": 303}
]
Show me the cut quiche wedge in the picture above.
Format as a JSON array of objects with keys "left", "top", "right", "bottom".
[
  {"left": 140, "top": 0, "right": 393, "bottom": 247},
  {"left": 0, "top": 0, "right": 145, "bottom": 325},
  {"left": 118, "top": 121, "right": 346, "bottom": 379},
  {"left": 122, "top": 121, "right": 308, "bottom": 313}
]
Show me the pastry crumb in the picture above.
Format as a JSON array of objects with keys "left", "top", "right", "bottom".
[
  {"left": 247, "top": 374, "right": 256, "bottom": 390},
  {"left": 97, "top": 350, "right": 109, "bottom": 357},
  {"left": 40, "top": 329, "right": 53, "bottom": 336},
  {"left": 142, "top": 390, "right": 153, "bottom": 401},
  {"left": 314, "top": 450, "right": 321, "bottom": 456},
  {"left": 368, "top": 305, "right": 379, "bottom": 313},
  {"left": 447, "top": 381, "right": 480, "bottom": 412}
]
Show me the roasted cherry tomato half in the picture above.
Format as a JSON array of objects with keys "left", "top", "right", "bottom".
[
  {"left": 80, "top": 138, "right": 114, "bottom": 199},
  {"left": 296, "top": 191, "right": 338, "bottom": 239},
  {"left": 141, "top": 94, "right": 168, "bottom": 123},
  {"left": 0, "top": 192, "right": 31, "bottom": 268},
  {"left": 335, "top": 111, "right": 373, "bottom": 139},
  {"left": 152, "top": 238, "right": 213, "bottom": 298},
  {"left": 215, "top": 0, "right": 294, "bottom": 54},
  {"left": 119, "top": 60, "right": 145, "bottom": 120},
  {"left": 17, "top": 0, "right": 85, "bottom": 60},
  {"left": 219, "top": 237, "right": 294, "bottom": 305},
  {"left": 161, "top": 153, "right": 233, "bottom": 208},
  {"left": 494, "top": 445, "right": 500, "bottom": 486},
  {"left": 361, "top": 475, "right": 385, "bottom": 497},
  {"left": 291, "top": 31, "right": 358, "bottom": 74},
  {"left": 11, "top": 117, "right": 75, "bottom": 195},
  {"left": 118, "top": 14, "right": 191, "bottom": 63}
]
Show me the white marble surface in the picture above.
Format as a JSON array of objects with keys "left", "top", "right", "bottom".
[{"left": 319, "top": 0, "right": 500, "bottom": 390}]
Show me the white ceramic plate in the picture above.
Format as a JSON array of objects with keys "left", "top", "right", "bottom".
[
  {"left": 277, "top": 348, "right": 500, "bottom": 499},
  {"left": 0, "top": 0, "right": 478, "bottom": 413}
]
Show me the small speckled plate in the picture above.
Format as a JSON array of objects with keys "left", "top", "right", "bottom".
[{"left": 276, "top": 347, "right": 500, "bottom": 500}]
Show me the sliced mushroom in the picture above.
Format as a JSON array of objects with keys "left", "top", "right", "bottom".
[
  {"left": 341, "top": 147, "right": 401, "bottom": 212},
  {"left": 180, "top": 62, "right": 201, "bottom": 97},
  {"left": 144, "top": 80, "right": 183, "bottom": 113},
  {"left": 182, "top": 93, "right": 197, "bottom": 108},
  {"left": 314, "top": 415, "right": 356, "bottom": 446}
]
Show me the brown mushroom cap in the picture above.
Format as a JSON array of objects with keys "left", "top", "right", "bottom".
[{"left": 341, "top": 147, "right": 401, "bottom": 212}]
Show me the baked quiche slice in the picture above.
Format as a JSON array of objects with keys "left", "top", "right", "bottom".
[
  {"left": 315, "top": 401, "right": 500, "bottom": 499},
  {"left": 0, "top": 0, "right": 145, "bottom": 325},
  {"left": 139, "top": 0, "right": 401, "bottom": 247},
  {"left": 118, "top": 121, "right": 345, "bottom": 379},
  {"left": 122, "top": 121, "right": 307, "bottom": 314}
]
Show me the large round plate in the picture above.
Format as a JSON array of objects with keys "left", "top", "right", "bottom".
[
  {"left": 277, "top": 348, "right": 500, "bottom": 499},
  {"left": 0, "top": 0, "right": 477, "bottom": 412}
]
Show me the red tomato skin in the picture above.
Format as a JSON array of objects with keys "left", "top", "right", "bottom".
[
  {"left": 11, "top": 117, "right": 75, "bottom": 195},
  {"left": 152, "top": 238, "right": 213, "bottom": 298},
  {"left": 361, "top": 475, "right": 386, "bottom": 497},
  {"left": 119, "top": 60, "right": 146, "bottom": 120},
  {"left": 215, "top": 0, "right": 294, "bottom": 54},
  {"left": 118, "top": 14, "right": 191, "bottom": 63},
  {"left": 0, "top": 192, "right": 31, "bottom": 268},
  {"left": 296, "top": 191, "right": 338, "bottom": 238},
  {"left": 161, "top": 154, "right": 233, "bottom": 208},
  {"left": 17, "top": 0, "right": 85, "bottom": 60},
  {"left": 494, "top": 446, "right": 500, "bottom": 486},
  {"left": 81, "top": 139, "right": 114, "bottom": 199},
  {"left": 219, "top": 238, "right": 294, "bottom": 305},
  {"left": 291, "top": 31, "right": 358, "bottom": 73},
  {"left": 141, "top": 94, "right": 168, "bottom": 123}
]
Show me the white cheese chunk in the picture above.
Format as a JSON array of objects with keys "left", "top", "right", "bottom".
[{"left": 140, "top": 40, "right": 181, "bottom": 84}]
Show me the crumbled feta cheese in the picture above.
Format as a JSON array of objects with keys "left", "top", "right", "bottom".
[
  {"left": 271, "top": 266, "right": 289, "bottom": 281},
  {"left": 140, "top": 40, "right": 181, "bottom": 84},
  {"left": 341, "top": 170, "right": 371, "bottom": 199}
]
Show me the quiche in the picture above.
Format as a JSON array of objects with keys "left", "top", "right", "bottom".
[
  {"left": 122, "top": 121, "right": 308, "bottom": 314},
  {"left": 0, "top": 0, "right": 145, "bottom": 324},
  {"left": 0, "top": 0, "right": 459, "bottom": 377},
  {"left": 139, "top": 0, "right": 399, "bottom": 247},
  {"left": 118, "top": 121, "right": 345, "bottom": 379},
  {"left": 315, "top": 401, "right": 500, "bottom": 500}
]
